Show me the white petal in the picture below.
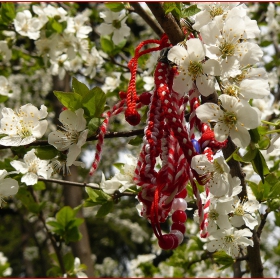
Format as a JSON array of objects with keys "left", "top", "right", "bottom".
[
  {"left": 32, "top": 120, "right": 48, "bottom": 138},
  {"left": 21, "top": 172, "right": 38, "bottom": 186},
  {"left": 0, "top": 136, "right": 22, "bottom": 146},
  {"left": 48, "top": 131, "right": 70, "bottom": 151},
  {"left": 230, "top": 124, "right": 251, "bottom": 148},
  {"left": 186, "top": 38, "right": 205, "bottom": 62},
  {"left": 0, "top": 178, "right": 19, "bottom": 196},
  {"left": 167, "top": 45, "right": 188, "bottom": 65},
  {"left": 203, "top": 59, "right": 221, "bottom": 76},
  {"left": 243, "top": 214, "right": 258, "bottom": 230},
  {"left": 196, "top": 103, "right": 222, "bottom": 123},
  {"left": 230, "top": 215, "right": 245, "bottom": 228},
  {"left": 10, "top": 160, "right": 28, "bottom": 174},
  {"left": 196, "top": 75, "right": 216, "bottom": 97},
  {"left": 67, "top": 144, "right": 81, "bottom": 166}
]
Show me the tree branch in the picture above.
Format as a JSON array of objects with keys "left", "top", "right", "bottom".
[
  {"left": 146, "top": 3, "right": 185, "bottom": 45},
  {"left": 0, "top": 128, "right": 144, "bottom": 150},
  {"left": 38, "top": 177, "right": 137, "bottom": 198},
  {"left": 130, "top": 3, "right": 164, "bottom": 37}
]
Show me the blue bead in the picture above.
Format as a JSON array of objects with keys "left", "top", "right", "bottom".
[{"left": 191, "top": 139, "right": 201, "bottom": 154}]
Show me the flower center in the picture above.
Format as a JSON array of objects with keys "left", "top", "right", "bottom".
[
  {"left": 234, "top": 205, "right": 245, "bottom": 216},
  {"left": 28, "top": 159, "right": 39, "bottom": 174},
  {"left": 210, "top": 6, "right": 224, "bottom": 18},
  {"left": 224, "top": 84, "right": 239, "bottom": 98},
  {"left": 112, "top": 19, "right": 121, "bottom": 30},
  {"left": 219, "top": 41, "right": 235, "bottom": 59},
  {"left": 224, "top": 234, "right": 235, "bottom": 243},
  {"left": 213, "top": 160, "right": 225, "bottom": 174},
  {"left": 222, "top": 112, "right": 237, "bottom": 128},
  {"left": 188, "top": 61, "right": 203, "bottom": 80},
  {"left": 17, "top": 120, "right": 35, "bottom": 138},
  {"left": 209, "top": 209, "right": 219, "bottom": 221}
]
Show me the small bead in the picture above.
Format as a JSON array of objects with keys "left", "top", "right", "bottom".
[
  {"left": 172, "top": 210, "right": 187, "bottom": 223},
  {"left": 172, "top": 198, "right": 187, "bottom": 211},
  {"left": 171, "top": 222, "right": 186, "bottom": 234},
  {"left": 158, "top": 234, "right": 178, "bottom": 250},
  {"left": 175, "top": 188, "right": 187, "bottom": 199},
  {"left": 170, "top": 229, "right": 184, "bottom": 244}
]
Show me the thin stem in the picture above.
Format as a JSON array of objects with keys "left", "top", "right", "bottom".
[
  {"left": 261, "top": 120, "right": 277, "bottom": 126},
  {"left": 38, "top": 177, "right": 137, "bottom": 197},
  {"left": 0, "top": 128, "right": 144, "bottom": 150},
  {"left": 129, "top": 3, "right": 164, "bottom": 37},
  {"left": 225, "top": 147, "right": 240, "bottom": 163},
  {"left": 265, "top": 129, "right": 280, "bottom": 134},
  {"left": 28, "top": 187, "right": 66, "bottom": 275}
]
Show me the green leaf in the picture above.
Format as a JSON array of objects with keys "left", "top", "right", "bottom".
[
  {"left": 82, "top": 87, "right": 106, "bottom": 118},
  {"left": 248, "top": 181, "right": 263, "bottom": 201},
  {"left": 96, "top": 201, "right": 114, "bottom": 218},
  {"left": 258, "top": 135, "right": 270, "bottom": 150},
  {"left": 35, "top": 146, "right": 58, "bottom": 160},
  {"left": 213, "top": 251, "right": 234, "bottom": 270},
  {"left": 88, "top": 117, "right": 105, "bottom": 134},
  {"left": 128, "top": 135, "right": 143, "bottom": 146},
  {"left": 1, "top": 3, "right": 15, "bottom": 24},
  {"left": 47, "top": 220, "right": 65, "bottom": 231},
  {"left": 232, "top": 153, "right": 246, "bottom": 163},
  {"left": 268, "top": 181, "right": 280, "bottom": 198},
  {"left": 182, "top": 4, "right": 201, "bottom": 17},
  {"left": 33, "top": 181, "right": 46, "bottom": 191},
  {"left": 113, "top": 162, "right": 124, "bottom": 171},
  {"left": 252, "top": 150, "right": 270, "bottom": 183},
  {"left": 0, "top": 94, "right": 8, "bottom": 103},
  {"left": 163, "top": 2, "right": 182, "bottom": 19},
  {"left": 105, "top": 2, "right": 125, "bottom": 12},
  {"left": 242, "top": 147, "right": 258, "bottom": 162},
  {"left": 258, "top": 126, "right": 269, "bottom": 136},
  {"left": 47, "top": 266, "right": 62, "bottom": 277},
  {"left": 16, "top": 187, "right": 40, "bottom": 214},
  {"left": 56, "top": 206, "right": 75, "bottom": 228},
  {"left": 100, "top": 36, "right": 114, "bottom": 54},
  {"left": 65, "top": 226, "right": 82, "bottom": 243},
  {"left": 53, "top": 91, "right": 83, "bottom": 111},
  {"left": 63, "top": 252, "right": 75, "bottom": 273},
  {"left": 72, "top": 77, "right": 89, "bottom": 97},
  {"left": 249, "top": 128, "right": 260, "bottom": 143},
  {"left": 85, "top": 188, "right": 110, "bottom": 205},
  {"left": 66, "top": 218, "right": 84, "bottom": 230}
]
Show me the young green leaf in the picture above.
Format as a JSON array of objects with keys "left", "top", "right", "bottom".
[
  {"left": 96, "top": 201, "right": 114, "bottom": 218},
  {"left": 72, "top": 77, "right": 89, "bottom": 97},
  {"left": 54, "top": 91, "right": 83, "bottom": 111}
]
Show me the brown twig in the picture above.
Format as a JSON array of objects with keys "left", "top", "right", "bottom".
[
  {"left": 38, "top": 177, "right": 137, "bottom": 198},
  {"left": 0, "top": 128, "right": 144, "bottom": 150},
  {"left": 146, "top": 3, "right": 185, "bottom": 45},
  {"left": 130, "top": 3, "right": 164, "bottom": 37},
  {"left": 28, "top": 188, "right": 66, "bottom": 275}
]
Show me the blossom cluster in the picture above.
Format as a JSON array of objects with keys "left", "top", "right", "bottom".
[{"left": 163, "top": 3, "right": 270, "bottom": 257}]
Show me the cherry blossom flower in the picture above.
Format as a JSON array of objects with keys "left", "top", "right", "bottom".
[
  {"left": 0, "top": 76, "right": 12, "bottom": 96},
  {"left": 65, "top": 13, "right": 92, "bottom": 39},
  {"left": 48, "top": 108, "right": 88, "bottom": 166},
  {"left": 0, "top": 169, "right": 19, "bottom": 206},
  {"left": 10, "top": 149, "right": 52, "bottom": 186},
  {"left": 0, "top": 104, "right": 48, "bottom": 146},
  {"left": 230, "top": 198, "right": 259, "bottom": 230},
  {"left": 167, "top": 38, "right": 221, "bottom": 96},
  {"left": 207, "top": 227, "right": 253, "bottom": 257},
  {"left": 101, "top": 72, "right": 121, "bottom": 93},
  {"left": 96, "top": 10, "right": 130, "bottom": 45},
  {"left": 83, "top": 47, "right": 104, "bottom": 79},
  {"left": 196, "top": 94, "right": 260, "bottom": 148},
  {"left": 191, "top": 154, "right": 230, "bottom": 196},
  {"left": 99, "top": 154, "right": 137, "bottom": 194},
  {"left": 267, "top": 135, "right": 280, "bottom": 156},
  {"left": 14, "top": 10, "right": 43, "bottom": 40},
  {"left": 0, "top": 41, "right": 12, "bottom": 63}
]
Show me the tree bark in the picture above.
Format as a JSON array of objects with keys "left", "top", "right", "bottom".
[
  {"left": 53, "top": 74, "right": 94, "bottom": 277},
  {"left": 146, "top": 3, "right": 185, "bottom": 45},
  {"left": 64, "top": 166, "right": 95, "bottom": 277}
]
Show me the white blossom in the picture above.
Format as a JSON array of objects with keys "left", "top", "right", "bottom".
[
  {"left": 191, "top": 154, "right": 230, "bottom": 196},
  {"left": 0, "top": 41, "right": 12, "bottom": 62},
  {"left": 207, "top": 227, "right": 253, "bottom": 257},
  {"left": 0, "top": 170, "right": 19, "bottom": 206},
  {"left": 48, "top": 108, "right": 88, "bottom": 166},
  {"left": 196, "top": 94, "right": 260, "bottom": 148},
  {"left": 96, "top": 10, "right": 130, "bottom": 45},
  {"left": 230, "top": 198, "right": 260, "bottom": 230},
  {"left": 14, "top": 10, "right": 43, "bottom": 40},
  {"left": 10, "top": 149, "right": 53, "bottom": 186},
  {"left": 167, "top": 39, "right": 221, "bottom": 96},
  {"left": 0, "top": 104, "right": 48, "bottom": 146}
]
